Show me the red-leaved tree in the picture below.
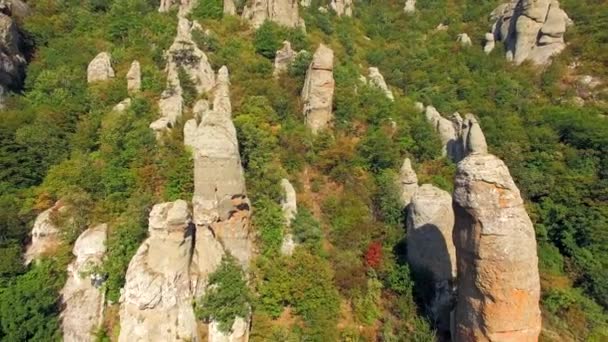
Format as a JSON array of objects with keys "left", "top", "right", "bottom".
[{"left": 365, "top": 241, "right": 382, "bottom": 269}]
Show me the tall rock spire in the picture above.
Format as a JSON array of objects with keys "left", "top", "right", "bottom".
[
  {"left": 452, "top": 153, "right": 541, "bottom": 341},
  {"left": 302, "top": 44, "right": 335, "bottom": 134}
]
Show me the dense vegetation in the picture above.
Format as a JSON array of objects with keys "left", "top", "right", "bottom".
[{"left": 0, "top": 0, "right": 606, "bottom": 341}]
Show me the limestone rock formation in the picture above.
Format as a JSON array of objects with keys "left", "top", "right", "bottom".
[
  {"left": 224, "top": 0, "right": 237, "bottom": 15},
  {"left": 404, "top": 0, "right": 416, "bottom": 13},
  {"left": 24, "top": 202, "right": 65, "bottom": 264},
  {"left": 368, "top": 67, "right": 394, "bottom": 101},
  {"left": 127, "top": 60, "right": 141, "bottom": 94},
  {"left": 61, "top": 224, "right": 108, "bottom": 342},
  {"left": 119, "top": 200, "right": 200, "bottom": 342},
  {"left": 486, "top": 0, "right": 572, "bottom": 65},
  {"left": 184, "top": 66, "right": 253, "bottom": 268},
  {"left": 280, "top": 179, "right": 297, "bottom": 225},
  {"left": 302, "top": 44, "right": 334, "bottom": 133},
  {"left": 398, "top": 158, "right": 418, "bottom": 207},
  {"left": 424, "top": 106, "right": 488, "bottom": 162},
  {"left": 330, "top": 0, "right": 353, "bottom": 17},
  {"left": 273, "top": 41, "right": 296, "bottom": 77},
  {"left": 113, "top": 98, "right": 132, "bottom": 112},
  {"left": 453, "top": 153, "right": 541, "bottom": 341},
  {"left": 0, "top": 9, "right": 26, "bottom": 106},
  {"left": 159, "top": 0, "right": 196, "bottom": 15},
  {"left": 407, "top": 184, "right": 456, "bottom": 332},
  {"left": 242, "top": 0, "right": 303, "bottom": 28},
  {"left": 457, "top": 33, "right": 472, "bottom": 47},
  {"left": 87, "top": 52, "right": 114, "bottom": 83},
  {"left": 151, "top": 18, "right": 215, "bottom": 134}
]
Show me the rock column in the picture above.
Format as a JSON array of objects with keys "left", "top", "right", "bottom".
[{"left": 302, "top": 44, "right": 334, "bottom": 134}]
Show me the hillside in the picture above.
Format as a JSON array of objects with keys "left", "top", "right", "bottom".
[{"left": 0, "top": 0, "right": 607, "bottom": 341}]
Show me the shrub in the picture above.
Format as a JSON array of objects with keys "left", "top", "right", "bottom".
[
  {"left": 192, "top": 0, "right": 223, "bottom": 20},
  {"left": 254, "top": 21, "right": 283, "bottom": 59}
]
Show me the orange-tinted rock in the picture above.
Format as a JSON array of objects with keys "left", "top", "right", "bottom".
[{"left": 453, "top": 153, "right": 541, "bottom": 341}]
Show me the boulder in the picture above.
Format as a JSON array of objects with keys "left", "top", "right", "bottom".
[
  {"left": 24, "top": 202, "right": 64, "bottom": 264},
  {"left": 368, "top": 67, "right": 394, "bottom": 101},
  {"left": 302, "top": 44, "right": 334, "bottom": 133},
  {"left": 330, "top": 0, "right": 353, "bottom": 17},
  {"left": 404, "top": 0, "right": 416, "bottom": 13},
  {"left": 87, "top": 52, "right": 114, "bottom": 83},
  {"left": 242, "top": 0, "right": 302, "bottom": 28},
  {"left": 113, "top": 98, "right": 132, "bottom": 112},
  {"left": 280, "top": 178, "right": 297, "bottom": 226},
  {"left": 209, "top": 317, "right": 250, "bottom": 342},
  {"left": 453, "top": 153, "right": 541, "bottom": 341},
  {"left": 127, "top": 60, "right": 141, "bottom": 94},
  {"left": 407, "top": 184, "right": 456, "bottom": 333},
  {"left": 457, "top": 33, "right": 472, "bottom": 47},
  {"left": 487, "top": 0, "right": 571, "bottom": 65},
  {"left": 462, "top": 113, "right": 488, "bottom": 155},
  {"left": 273, "top": 41, "right": 296, "bottom": 77},
  {"left": 398, "top": 158, "right": 418, "bottom": 207},
  {"left": 61, "top": 224, "right": 108, "bottom": 342},
  {"left": 280, "top": 234, "right": 296, "bottom": 256}
]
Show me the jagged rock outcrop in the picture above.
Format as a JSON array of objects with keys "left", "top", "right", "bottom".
[
  {"left": 425, "top": 106, "right": 488, "bottom": 162},
  {"left": 407, "top": 184, "right": 456, "bottom": 332},
  {"left": 453, "top": 153, "right": 541, "bottom": 341},
  {"left": 457, "top": 33, "right": 472, "bottom": 47},
  {"left": 119, "top": 200, "right": 200, "bottom": 342},
  {"left": 273, "top": 41, "right": 296, "bottom": 77},
  {"left": 485, "top": 0, "right": 572, "bottom": 65},
  {"left": 127, "top": 60, "right": 141, "bottom": 94},
  {"left": 184, "top": 66, "right": 253, "bottom": 268},
  {"left": 404, "top": 0, "right": 416, "bottom": 13},
  {"left": 242, "top": 0, "right": 303, "bottom": 28},
  {"left": 61, "top": 224, "right": 108, "bottom": 342},
  {"left": 302, "top": 44, "right": 334, "bottom": 133},
  {"left": 368, "top": 67, "right": 394, "bottom": 101},
  {"left": 224, "top": 0, "right": 236, "bottom": 15},
  {"left": 0, "top": 7, "right": 27, "bottom": 106},
  {"left": 398, "top": 158, "right": 418, "bottom": 207},
  {"left": 24, "top": 202, "right": 65, "bottom": 264},
  {"left": 159, "top": 0, "right": 196, "bottom": 15},
  {"left": 87, "top": 52, "right": 114, "bottom": 83},
  {"left": 330, "top": 0, "right": 352, "bottom": 17},
  {"left": 151, "top": 18, "right": 215, "bottom": 134}
]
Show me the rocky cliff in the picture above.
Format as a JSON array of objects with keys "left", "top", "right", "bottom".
[
  {"left": 24, "top": 202, "right": 65, "bottom": 264},
  {"left": 0, "top": 0, "right": 28, "bottom": 106},
  {"left": 485, "top": 0, "right": 572, "bottom": 65},
  {"left": 302, "top": 44, "right": 334, "bottom": 134},
  {"left": 453, "top": 152, "right": 541, "bottom": 341}
]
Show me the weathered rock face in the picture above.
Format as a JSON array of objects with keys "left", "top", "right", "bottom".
[
  {"left": 453, "top": 153, "right": 541, "bottom": 341},
  {"left": 159, "top": 0, "right": 196, "bottom": 15},
  {"left": 486, "top": 0, "right": 572, "bottom": 65},
  {"left": 25, "top": 202, "right": 64, "bottom": 264},
  {"left": 151, "top": 18, "right": 215, "bottom": 134},
  {"left": 407, "top": 184, "right": 456, "bottom": 332},
  {"left": 0, "top": 9, "right": 26, "bottom": 106},
  {"left": 368, "top": 67, "right": 394, "bottom": 101},
  {"left": 119, "top": 200, "right": 200, "bottom": 342},
  {"left": 398, "top": 158, "right": 418, "bottom": 207},
  {"left": 87, "top": 52, "right": 114, "bottom": 83},
  {"left": 127, "top": 60, "right": 141, "bottom": 94},
  {"left": 61, "top": 224, "right": 108, "bottom": 342},
  {"left": 404, "top": 0, "right": 416, "bottom": 13},
  {"left": 330, "top": 0, "right": 353, "bottom": 17},
  {"left": 242, "top": 0, "right": 302, "bottom": 28},
  {"left": 302, "top": 44, "right": 334, "bottom": 134},
  {"left": 113, "top": 98, "right": 132, "bottom": 112},
  {"left": 273, "top": 41, "right": 296, "bottom": 77},
  {"left": 424, "top": 106, "right": 487, "bottom": 162}
]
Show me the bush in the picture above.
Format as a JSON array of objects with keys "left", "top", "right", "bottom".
[
  {"left": 254, "top": 21, "right": 282, "bottom": 59},
  {"left": 196, "top": 255, "right": 251, "bottom": 333},
  {"left": 192, "top": 0, "right": 223, "bottom": 20}
]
